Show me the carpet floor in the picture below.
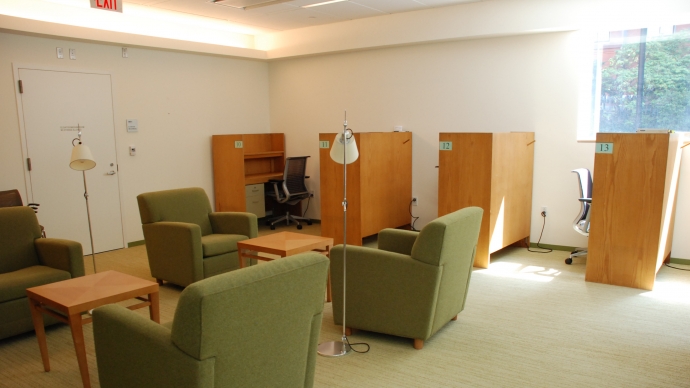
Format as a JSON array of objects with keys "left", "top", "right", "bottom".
[{"left": 2, "top": 224, "right": 690, "bottom": 387}]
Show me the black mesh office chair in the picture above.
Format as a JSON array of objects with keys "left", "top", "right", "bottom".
[
  {"left": 266, "top": 156, "right": 313, "bottom": 230},
  {"left": 565, "top": 168, "right": 592, "bottom": 264},
  {"left": 0, "top": 189, "right": 45, "bottom": 237}
]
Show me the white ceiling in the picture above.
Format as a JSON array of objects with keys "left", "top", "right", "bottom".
[{"left": 123, "top": 0, "right": 482, "bottom": 33}]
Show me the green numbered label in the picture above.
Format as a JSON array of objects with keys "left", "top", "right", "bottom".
[
  {"left": 319, "top": 141, "right": 330, "bottom": 149},
  {"left": 234, "top": 141, "right": 243, "bottom": 149},
  {"left": 595, "top": 142, "right": 613, "bottom": 154},
  {"left": 440, "top": 141, "right": 453, "bottom": 151}
]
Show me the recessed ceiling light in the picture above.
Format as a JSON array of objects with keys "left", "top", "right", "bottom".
[
  {"left": 301, "top": 0, "right": 347, "bottom": 8},
  {"left": 210, "top": 0, "right": 293, "bottom": 11}
]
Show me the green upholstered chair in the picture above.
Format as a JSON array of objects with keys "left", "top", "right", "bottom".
[
  {"left": 137, "top": 187, "right": 258, "bottom": 287},
  {"left": 93, "top": 252, "right": 329, "bottom": 388},
  {"left": 0, "top": 206, "right": 84, "bottom": 340},
  {"left": 330, "top": 206, "right": 483, "bottom": 349}
]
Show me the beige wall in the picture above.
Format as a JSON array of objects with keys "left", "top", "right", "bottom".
[
  {"left": 0, "top": 31, "right": 270, "bottom": 245},
  {"left": 269, "top": 31, "right": 690, "bottom": 258}
]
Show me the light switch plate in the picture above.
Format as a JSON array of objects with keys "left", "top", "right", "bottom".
[
  {"left": 57, "top": 48, "right": 64, "bottom": 59},
  {"left": 69, "top": 48, "right": 76, "bottom": 60}
]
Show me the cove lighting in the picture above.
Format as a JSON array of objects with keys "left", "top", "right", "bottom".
[{"left": 302, "top": 0, "right": 347, "bottom": 8}]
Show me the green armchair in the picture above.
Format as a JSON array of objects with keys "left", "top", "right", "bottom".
[
  {"left": 93, "top": 252, "right": 329, "bottom": 388},
  {"left": 0, "top": 206, "right": 84, "bottom": 340},
  {"left": 330, "top": 206, "right": 483, "bottom": 349},
  {"left": 137, "top": 187, "right": 258, "bottom": 287}
]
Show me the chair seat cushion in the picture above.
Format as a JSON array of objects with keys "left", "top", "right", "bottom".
[
  {"left": 0, "top": 265, "right": 71, "bottom": 303},
  {"left": 201, "top": 234, "right": 247, "bottom": 257}
]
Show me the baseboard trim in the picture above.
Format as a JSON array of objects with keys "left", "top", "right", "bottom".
[
  {"left": 669, "top": 257, "right": 690, "bottom": 265},
  {"left": 128, "top": 240, "right": 145, "bottom": 248},
  {"left": 529, "top": 243, "right": 576, "bottom": 252}
]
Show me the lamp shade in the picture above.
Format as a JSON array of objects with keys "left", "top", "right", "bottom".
[
  {"left": 330, "top": 132, "right": 359, "bottom": 164},
  {"left": 69, "top": 144, "right": 96, "bottom": 171}
]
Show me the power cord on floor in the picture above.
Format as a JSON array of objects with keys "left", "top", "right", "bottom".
[
  {"left": 302, "top": 195, "right": 311, "bottom": 218},
  {"left": 409, "top": 199, "right": 420, "bottom": 231},
  {"left": 345, "top": 335, "right": 370, "bottom": 353},
  {"left": 527, "top": 211, "right": 552, "bottom": 253},
  {"left": 664, "top": 263, "right": 690, "bottom": 271}
]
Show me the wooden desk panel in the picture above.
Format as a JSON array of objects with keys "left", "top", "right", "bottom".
[
  {"left": 319, "top": 132, "right": 412, "bottom": 246},
  {"left": 438, "top": 132, "right": 534, "bottom": 268},
  {"left": 586, "top": 133, "right": 683, "bottom": 290}
]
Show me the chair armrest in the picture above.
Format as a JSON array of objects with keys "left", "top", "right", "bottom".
[
  {"left": 209, "top": 212, "right": 258, "bottom": 238},
  {"left": 93, "top": 305, "right": 214, "bottom": 388},
  {"left": 143, "top": 222, "right": 204, "bottom": 287},
  {"left": 330, "top": 245, "right": 441, "bottom": 337},
  {"left": 378, "top": 228, "right": 419, "bottom": 256},
  {"left": 34, "top": 238, "right": 85, "bottom": 277}
]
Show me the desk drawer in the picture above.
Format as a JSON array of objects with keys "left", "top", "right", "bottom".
[{"left": 245, "top": 184, "right": 264, "bottom": 197}]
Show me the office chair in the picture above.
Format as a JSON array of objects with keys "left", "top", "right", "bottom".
[
  {"left": 0, "top": 189, "right": 45, "bottom": 237},
  {"left": 565, "top": 168, "right": 592, "bottom": 264},
  {"left": 266, "top": 156, "right": 313, "bottom": 230}
]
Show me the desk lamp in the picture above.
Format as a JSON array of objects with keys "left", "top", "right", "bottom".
[
  {"left": 318, "top": 111, "right": 359, "bottom": 357},
  {"left": 70, "top": 130, "right": 98, "bottom": 273}
]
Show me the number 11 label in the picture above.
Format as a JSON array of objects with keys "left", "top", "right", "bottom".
[{"left": 595, "top": 142, "right": 613, "bottom": 154}]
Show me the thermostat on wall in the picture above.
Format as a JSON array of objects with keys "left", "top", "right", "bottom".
[{"left": 127, "top": 119, "right": 138, "bottom": 133}]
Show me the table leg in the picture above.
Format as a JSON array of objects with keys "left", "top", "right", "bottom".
[
  {"left": 325, "top": 244, "right": 332, "bottom": 303},
  {"left": 149, "top": 291, "right": 160, "bottom": 323},
  {"left": 68, "top": 313, "right": 90, "bottom": 388},
  {"left": 29, "top": 298, "right": 50, "bottom": 372},
  {"left": 238, "top": 249, "right": 246, "bottom": 269}
]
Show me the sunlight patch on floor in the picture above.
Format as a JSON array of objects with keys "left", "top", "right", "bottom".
[{"left": 474, "top": 261, "right": 561, "bottom": 282}]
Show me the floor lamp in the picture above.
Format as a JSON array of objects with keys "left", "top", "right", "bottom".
[
  {"left": 317, "top": 112, "right": 359, "bottom": 357},
  {"left": 69, "top": 131, "right": 98, "bottom": 273}
]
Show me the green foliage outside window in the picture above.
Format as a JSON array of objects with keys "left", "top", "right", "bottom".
[{"left": 599, "top": 30, "right": 690, "bottom": 132}]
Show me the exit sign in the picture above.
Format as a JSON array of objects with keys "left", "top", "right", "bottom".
[{"left": 90, "top": 0, "right": 122, "bottom": 12}]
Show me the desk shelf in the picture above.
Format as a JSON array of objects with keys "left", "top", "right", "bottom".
[
  {"left": 245, "top": 172, "right": 283, "bottom": 185},
  {"left": 244, "top": 151, "right": 284, "bottom": 159}
]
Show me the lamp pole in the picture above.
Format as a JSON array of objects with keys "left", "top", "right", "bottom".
[{"left": 317, "top": 111, "right": 356, "bottom": 357}]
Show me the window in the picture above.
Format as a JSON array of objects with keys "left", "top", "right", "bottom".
[{"left": 579, "top": 24, "right": 690, "bottom": 139}]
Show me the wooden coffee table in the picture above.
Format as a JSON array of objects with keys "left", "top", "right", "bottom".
[
  {"left": 26, "top": 270, "right": 160, "bottom": 388},
  {"left": 238, "top": 232, "right": 334, "bottom": 301}
]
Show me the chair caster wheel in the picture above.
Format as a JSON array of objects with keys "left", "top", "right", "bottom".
[
  {"left": 297, "top": 225, "right": 303, "bottom": 230},
  {"left": 565, "top": 258, "right": 572, "bottom": 265},
  {"left": 270, "top": 225, "right": 276, "bottom": 230},
  {"left": 307, "top": 221, "right": 312, "bottom": 225}
]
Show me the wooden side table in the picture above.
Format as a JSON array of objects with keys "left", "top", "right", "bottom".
[
  {"left": 237, "top": 232, "right": 334, "bottom": 301},
  {"left": 26, "top": 270, "right": 160, "bottom": 388}
]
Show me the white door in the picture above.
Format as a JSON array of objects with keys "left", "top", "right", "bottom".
[{"left": 17, "top": 68, "right": 124, "bottom": 254}]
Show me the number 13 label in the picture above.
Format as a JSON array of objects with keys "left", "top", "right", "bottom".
[{"left": 595, "top": 142, "right": 613, "bottom": 154}]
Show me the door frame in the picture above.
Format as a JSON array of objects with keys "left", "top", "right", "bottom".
[{"left": 12, "top": 63, "right": 126, "bottom": 250}]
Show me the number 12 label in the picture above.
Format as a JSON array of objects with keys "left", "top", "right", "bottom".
[
  {"left": 595, "top": 142, "right": 613, "bottom": 154},
  {"left": 440, "top": 141, "right": 453, "bottom": 151}
]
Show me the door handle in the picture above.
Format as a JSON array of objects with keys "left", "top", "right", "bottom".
[{"left": 107, "top": 171, "right": 116, "bottom": 175}]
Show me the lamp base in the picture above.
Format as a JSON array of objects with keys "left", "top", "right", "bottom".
[{"left": 317, "top": 340, "right": 352, "bottom": 357}]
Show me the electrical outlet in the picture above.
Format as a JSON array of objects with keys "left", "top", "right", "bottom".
[
  {"left": 412, "top": 197, "right": 418, "bottom": 206},
  {"left": 541, "top": 206, "right": 547, "bottom": 216}
]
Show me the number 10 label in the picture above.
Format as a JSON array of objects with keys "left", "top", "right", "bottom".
[{"left": 595, "top": 142, "right": 613, "bottom": 154}]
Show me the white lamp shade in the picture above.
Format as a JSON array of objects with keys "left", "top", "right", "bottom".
[
  {"left": 69, "top": 144, "right": 96, "bottom": 171},
  {"left": 330, "top": 132, "right": 359, "bottom": 164}
]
